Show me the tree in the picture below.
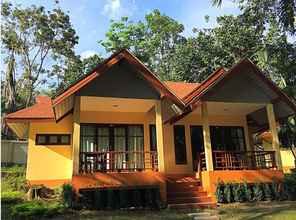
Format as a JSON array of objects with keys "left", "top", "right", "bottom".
[
  {"left": 100, "top": 9, "right": 185, "bottom": 80},
  {"left": 169, "top": 14, "right": 265, "bottom": 82},
  {"left": 52, "top": 54, "right": 103, "bottom": 94},
  {"left": 279, "top": 117, "right": 296, "bottom": 166},
  {"left": 1, "top": 2, "right": 79, "bottom": 111},
  {"left": 212, "top": 0, "right": 296, "bottom": 34},
  {"left": 82, "top": 54, "right": 103, "bottom": 74}
]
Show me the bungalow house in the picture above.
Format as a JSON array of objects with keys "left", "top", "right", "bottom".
[{"left": 5, "top": 49, "right": 296, "bottom": 208}]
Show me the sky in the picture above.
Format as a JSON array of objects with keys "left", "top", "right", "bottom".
[{"left": 12, "top": 0, "right": 240, "bottom": 59}]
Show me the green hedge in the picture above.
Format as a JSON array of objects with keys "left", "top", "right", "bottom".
[
  {"left": 1, "top": 191, "right": 25, "bottom": 204},
  {"left": 216, "top": 170, "right": 296, "bottom": 203},
  {"left": 11, "top": 201, "right": 64, "bottom": 218}
]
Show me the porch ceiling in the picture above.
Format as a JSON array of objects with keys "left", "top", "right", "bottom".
[
  {"left": 80, "top": 96, "right": 156, "bottom": 112},
  {"left": 192, "top": 101, "right": 265, "bottom": 116}
]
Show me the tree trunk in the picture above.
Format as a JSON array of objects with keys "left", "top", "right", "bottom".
[{"left": 4, "top": 51, "right": 17, "bottom": 113}]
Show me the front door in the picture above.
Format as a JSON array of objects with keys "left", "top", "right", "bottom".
[{"left": 190, "top": 126, "right": 204, "bottom": 171}]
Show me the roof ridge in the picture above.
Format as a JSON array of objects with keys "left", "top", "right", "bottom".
[{"left": 182, "top": 67, "right": 225, "bottom": 103}]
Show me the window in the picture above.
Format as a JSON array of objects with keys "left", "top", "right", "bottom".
[
  {"left": 149, "top": 124, "right": 157, "bottom": 151},
  {"left": 210, "top": 126, "right": 246, "bottom": 151},
  {"left": 36, "top": 134, "right": 71, "bottom": 145},
  {"left": 80, "top": 124, "right": 144, "bottom": 153},
  {"left": 174, "top": 125, "right": 187, "bottom": 164}
]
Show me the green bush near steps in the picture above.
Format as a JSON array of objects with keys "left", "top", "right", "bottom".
[{"left": 216, "top": 170, "right": 296, "bottom": 204}]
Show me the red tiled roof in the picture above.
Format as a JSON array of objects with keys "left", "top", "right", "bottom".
[
  {"left": 183, "top": 67, "right": 225, "bottom": 104},
  {"left": 5, "top": 96, "right": 54, "bottom": 122},
  {"left": 164, "top": 81, "right": 200, "bottom": 100}
]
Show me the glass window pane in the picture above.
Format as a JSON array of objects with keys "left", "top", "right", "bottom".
[
  {"left": 81, "top": 125, "right": 96, "bottom": 136},
  {"left": 114, "top": 127, "right": 125, "bottom": 136},
  {"left": 128, "top": 126, "right": 143, "bottom": 136},
  {"left": 49, "top": 135, "right": 58, "bottom": 144},
  {"left": 61, "top": 135, "right": 70, "bottom": 144},
  {"left": 174, "top": 125, "right": 187, "bottom": 164},
  {"left": 98, "top": 127, "right": 109, "bottom": 136},
  {"left": 37, "top": 135, "right": 46, "bottom": 144}
]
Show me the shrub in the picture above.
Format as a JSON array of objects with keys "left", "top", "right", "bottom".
[
  {"left": 262, "top": 183, "right": 272, "bottom": 201},
  {"left": 243, "top": 182, "right": 252, "bottom": 202},
  {"left": 224, "top": 183, "right": 233, "bottom": 203},
  {"left": 253, "top": 183, "right": 264, "bottom": 201},
  {"left": 282, "top": 169, "right": 296, "bottom": 200},
  {"left": 270, "top": 180, "right": 280, "bottom": 200},
  {"left": 216, "top": 181, "right": 225, "bottom": 203},
  {"left": 233, "top": 183, "right": 247, "bottom": 202},
  {"left": 11, "top": 201, "right": 64, "bottom": 218},
  {"left": 1, "top": 191, "right": 25, "bottom": 204},
  {"left": 62, "top": 184, "right": 75, "bottom": 208},
  {"left": 1, "top": 166, "right": 27, "bottom": 193}
]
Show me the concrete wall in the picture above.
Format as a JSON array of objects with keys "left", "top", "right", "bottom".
[{"left": 1, "top": 140, "right": 28, "bottom": 165}]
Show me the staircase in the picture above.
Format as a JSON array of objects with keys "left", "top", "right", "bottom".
[{"left": 166, "top": 174, "right": 216, "bottom": 209}]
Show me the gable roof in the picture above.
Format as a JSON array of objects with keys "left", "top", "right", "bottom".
[
  {"left": 52, "top": 49, "right": 185, "bottom": 108},
  {"left": 5, "top": 51, "right": 296, "bottom": 133},
  {"left": 167, "top": 59, "right": 296, "bottom": 124},
  {"left": 5, "top": 96, "right": 54, "bottom": 122}
]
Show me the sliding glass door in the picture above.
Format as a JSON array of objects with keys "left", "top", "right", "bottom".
[{"left": 80, "top": 124, "right": 144, "bottom": 170}]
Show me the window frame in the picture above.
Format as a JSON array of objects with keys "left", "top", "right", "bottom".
[
  {"left": 79, "top": 123, "right": 144, "bottom": 153},
  {"left": 209, "top": 126, "right": 246, "bottom": 151},
  {"left": 173, "top": 125, "right": 187, "bottom": 165},
  {"left": 35, "top": 134, "right": 71, "bottom": 145}
]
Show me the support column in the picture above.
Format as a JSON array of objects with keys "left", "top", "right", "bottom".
[
  {"left": 201, "top": 102, "right": 214, "bottom": 171},
  {"left": 72, "top": 96, "right": 81, "bottom": 175},
  {"left": 266, "top": 103, "right": 282, "bottom": 170},
  {"left": 155, "top": 100, "right": 165, "bottom": 173}
]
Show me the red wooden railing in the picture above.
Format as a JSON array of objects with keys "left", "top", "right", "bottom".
[
  {"left": 197, "top": 150, "right": 277, "bottom": 171},
  {"left": 79, "top": 151, "right": 158, "bottom": 173}
]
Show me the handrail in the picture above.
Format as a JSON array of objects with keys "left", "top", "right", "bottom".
[
  {"left": 197, "top": 150, "right": 277, "bottom": 171},
  {"left": 79, "top": 150, "right": 158, "bottom": 173}
]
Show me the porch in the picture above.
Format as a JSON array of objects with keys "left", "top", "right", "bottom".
[
  {"left": 79, "top": 150, "right": 158, "bottom": 173},
  {"left": 78, "top": 149, "right": 277, "bottom": 173}
]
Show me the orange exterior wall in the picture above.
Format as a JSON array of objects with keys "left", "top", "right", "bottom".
[
  {"left": 201, "top": 170, "right": 284, "bottom": 197},
  {"left": 26, "top": 114, "right": 73, "bottom": 184}
]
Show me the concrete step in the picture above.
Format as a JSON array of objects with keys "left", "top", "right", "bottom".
[
  {"left": 167, "top": 185, "right": 204, "bottom": 192},
  {"left": 168, "top": 202, "right": 217, "bottom": 209},
  {"left": 168, "top": 196, "right": 213, "bottom": 204},
  {"left": 167, "top": 190, "right": 208, "bottom": 198}
]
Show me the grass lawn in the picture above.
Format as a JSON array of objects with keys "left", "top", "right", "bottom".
[
  {"left": 215, "top": 201, "right": 296, "bottom": 220},
  {"left": 2, "top": 166, "right": 296, "bottom": 220},
  {"left": 45, "top": 201, "right": 296, "bottom": 220}
]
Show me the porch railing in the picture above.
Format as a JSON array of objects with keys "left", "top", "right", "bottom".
[
  {"left": 197, "top": 150, "right": 277, "bottom": 171},
  {"left": 79, "top": 151, "right": 158, "bottom": 173}
]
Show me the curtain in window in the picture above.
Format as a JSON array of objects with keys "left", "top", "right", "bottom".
[
  {"left": 80, "top": 126, "right": 96, "bottom": 152},
  {"left": 128, "top": 126, "right": 144, "bottom": 169},
  {"left": 114, "top": 127, "right": 126, "bottom": 169},
  {"left": 97, "top": 127, "right": 109, "bottom": 151}
]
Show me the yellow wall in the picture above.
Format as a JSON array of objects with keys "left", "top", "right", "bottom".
[
  {"left": 263, "top": 141, "right": 295, "bottom": 173},
  {"left": 26, "top": 99, "right": 256, "bottom": 182},
  {"left": 163, "top": 112, "right": 249, "bottom": 174},
  {"left": 26, "top": 115, "right": 73, "bottom": 181}
]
